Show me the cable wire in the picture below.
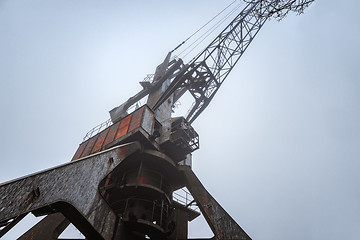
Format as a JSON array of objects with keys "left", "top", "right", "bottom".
[
  {"left": 181, "top": 2, "right": 244, "bottom": 60},
  {"left": 171, "top": 0, "right": 240, "bottom": 53}
]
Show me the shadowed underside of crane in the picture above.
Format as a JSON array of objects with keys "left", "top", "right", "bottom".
[{"left": 0, "top": 1, "right": 282, "bottom": 239}]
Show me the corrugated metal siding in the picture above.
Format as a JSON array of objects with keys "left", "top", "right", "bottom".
[{"left": 72, "top": 106, "right": 149, "bottom": 161}]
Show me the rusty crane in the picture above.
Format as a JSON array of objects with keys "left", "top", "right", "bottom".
[{"left": 0, "top": 1, "right": 311, "bottom": 239}]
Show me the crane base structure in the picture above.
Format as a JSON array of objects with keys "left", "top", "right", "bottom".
[{"left": 0, "top": 139, "right": 251, "bottom": 239}]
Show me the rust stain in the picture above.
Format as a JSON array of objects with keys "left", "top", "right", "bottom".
[{"left": 104, "top": 173, "right": 112, "bottom": 186}]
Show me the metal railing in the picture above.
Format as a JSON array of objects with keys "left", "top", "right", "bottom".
[
  {"left": 111, "top": 197, "right": 170, "bottom": 229},
  {"left": 173, "top": 188, "right": 199, "bottom": 212},
  {"left": 82, "top": 118, "right": 112, "bottom": 142}
]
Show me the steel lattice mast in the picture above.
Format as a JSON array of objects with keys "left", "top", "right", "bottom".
[{"left": 153, "top": 1, "right": 269, "bottom": 123}]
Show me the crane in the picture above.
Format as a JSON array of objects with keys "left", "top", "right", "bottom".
[{"left": 0, "top": 1, "right": 312, "bottom": 239}]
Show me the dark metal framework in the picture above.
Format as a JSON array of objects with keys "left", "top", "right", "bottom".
[
  {"left": 0, "top": 142, "right": 251, "bottom": 239},
  {"left": 0, "top": 1, "right": 285, "bottom": 239},
  {"left": 153, "top": 1, "right": 269, "bottom": 123},
  {"left": 0, "top": 143, "right": 142, "bottom": 239}
]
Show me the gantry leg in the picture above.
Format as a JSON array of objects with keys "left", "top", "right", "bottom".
[
  {"left": 18, "top": 213, "right": 70, "bottom": 240},
  {"left": 179, "top": 165, "right": 252, "bottom": 240},
  {"left": 0, "top": 142, "right": 141, "bottom": 240}
]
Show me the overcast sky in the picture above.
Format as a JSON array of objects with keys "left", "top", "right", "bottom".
[{"left": 1, "top": 0, "right": 360, "bottom": 239}]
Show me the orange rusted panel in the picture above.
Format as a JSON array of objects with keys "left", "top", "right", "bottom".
[
  {"left": 80, "top": 135, "right": 98, "bottom": 158},
  {"left": 91, "top": 128, "right": 110, "bottom": 154},
  {"left": 72, "top": 141, "right": 88, "bottom": 161},
  {"left": 103, "top": 121, "right": 120, "bottom": 147},
  {"left": 115, "top": 114, "right": 132, "bottom": 140},
  {"left": 128, "top": 107, "right": 144, "bottom": 132}
]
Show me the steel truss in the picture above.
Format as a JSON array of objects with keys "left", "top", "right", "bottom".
[{"left": 153, "top": 2, "right": 269, "bottom": 123}]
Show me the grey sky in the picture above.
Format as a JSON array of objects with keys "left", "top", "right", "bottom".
[{"left": 1, "top": 0, "right": 359, "bottom": 239}]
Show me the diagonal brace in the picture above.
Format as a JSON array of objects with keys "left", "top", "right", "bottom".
[{"left": 179, "top": 165, "right": 251, "bottom": 240}]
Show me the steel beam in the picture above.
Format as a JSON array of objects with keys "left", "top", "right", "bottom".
[
  {"left": 18, "top": 213, "right": 70, "bottom": 240},
  {"left": 179, "top": 165, "right": 251, "bottom": 240}
]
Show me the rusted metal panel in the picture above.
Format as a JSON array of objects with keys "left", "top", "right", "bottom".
[
  {"left": 103, "top": 121, "right": 120, "bottom": 147},
  {"left": 128, "top": 107, "right": 144, "bottom": 132},
  {"left": 180, "top": 165, "right": 252, "bottom": 240},
  {"left": 80, "top": 135, "right": 98, "bottom": 158},
  {"left": 72, "top": 140, "right": 88, "bottom": 161},
  {"left": 91, "top": 128, "right": 110, "bottom": 154},
  {"left": 0, "top": 142, "right": 142, "bottom": 240},
  {"left": 115, "top": 114, "right": 132, "bottom": 140},
  {"left": 72, "top": 107, "right": 155, "bottom": 162}
]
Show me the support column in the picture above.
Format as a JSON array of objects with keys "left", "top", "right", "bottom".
[{"left": 179, "top": 165, "right": 251, "bottom": 240}]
